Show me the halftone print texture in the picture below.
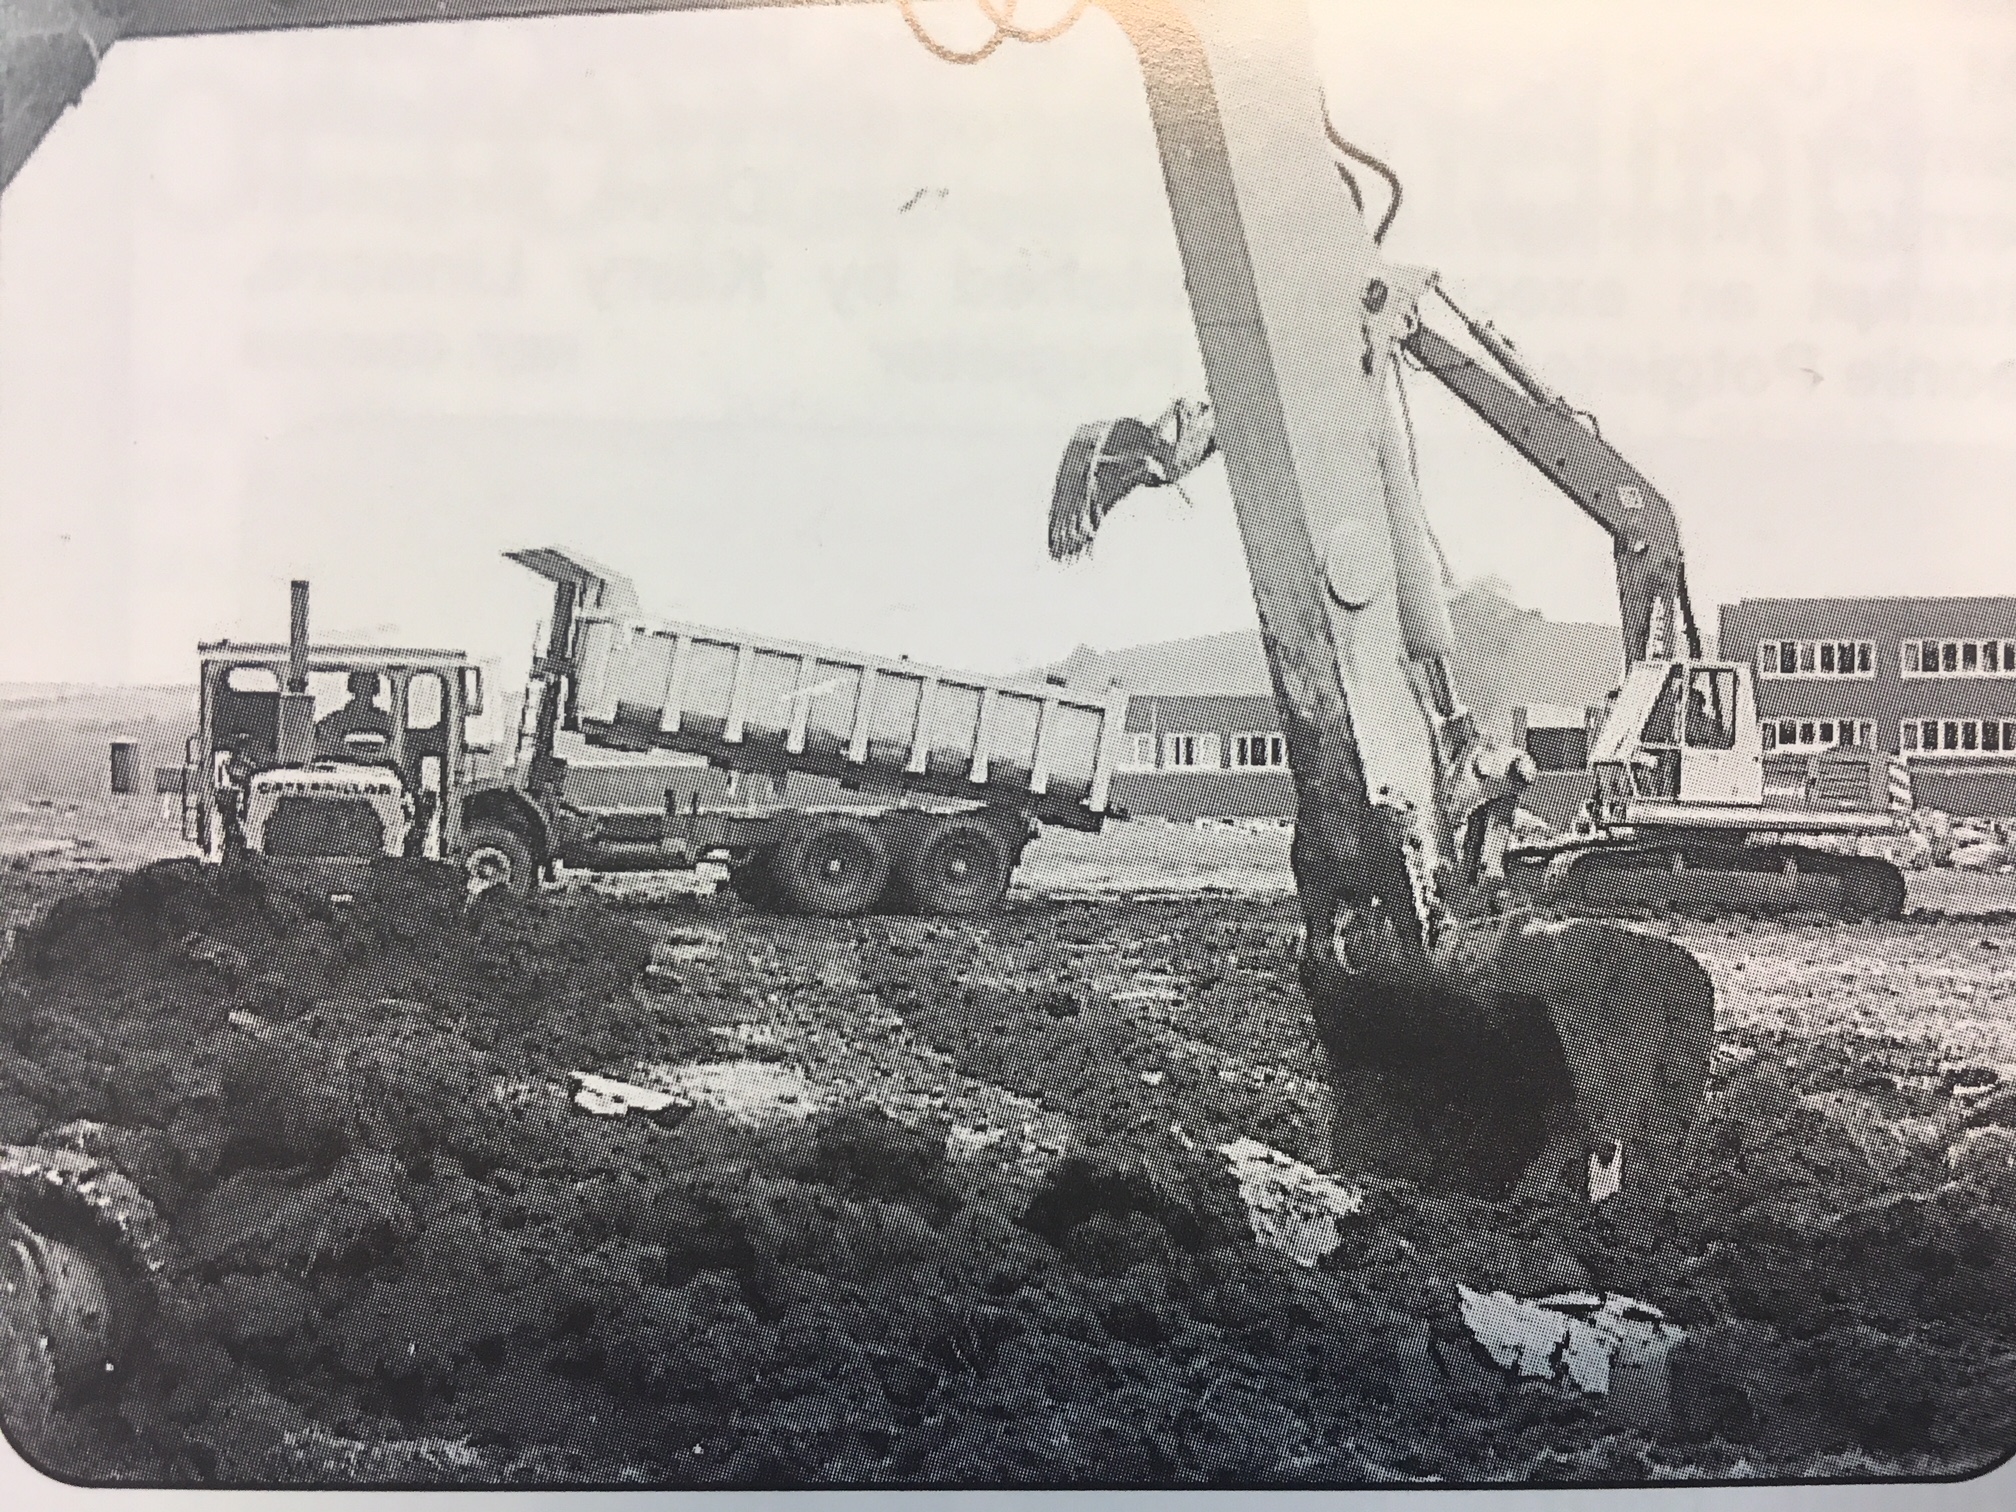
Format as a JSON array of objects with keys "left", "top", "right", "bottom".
[{"left": 3, "top": 0, "right": 2016, "bottom": 1496}]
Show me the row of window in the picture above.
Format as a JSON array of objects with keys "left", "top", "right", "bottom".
[
  {"left": 1760, "top": 719, "right": 1876, "bottom": 752},
  {"left": 1901, "top": 718, "right": 2016, "bottom": 754},
  {"left": 1759, "top": 716, "right": 2016, "bottom": 755},
  {"left": 1902, "top": 639, "right": 2016, "bottom": 676},
  {"left": 1121, "top": 732, "right": 1289, "bottom": 771},
  {"left": 1759, "top": 640, "right": 1874, "bottom": 677},
  {"left": 1131, "top": 716, "right": 2016, "bottom": 767},
  {"left": 1757, "top": 638, "right": 2016, "bottom": 678}
]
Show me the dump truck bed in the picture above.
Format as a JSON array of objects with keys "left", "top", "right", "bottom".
[{"left": 511, "top": 548, "right": 1129, "bottom": 832}]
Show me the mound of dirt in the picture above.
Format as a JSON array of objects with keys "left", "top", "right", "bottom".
[{"left": 2, "top": 868, "right": 2015, "bottom": 1485}]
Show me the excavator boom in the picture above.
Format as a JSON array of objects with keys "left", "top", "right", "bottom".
[
  {"left": 1071, "top": 0, "right": 1713, "bottom": 1206},
  {"left": 1401, "top": 306, "right": 1700, "bottom": 667}
]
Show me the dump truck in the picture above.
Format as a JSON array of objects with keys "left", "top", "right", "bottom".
[
  {"left": 173, "top": 550, "right": 1127, "bottom": 918},
  {"left": 499, "top": 546, "right": 1128, "bottom": 916}
]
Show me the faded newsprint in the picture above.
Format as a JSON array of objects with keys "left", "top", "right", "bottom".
[{"left": 1, "top": 0, "right": 2014, "bottom": 1502}]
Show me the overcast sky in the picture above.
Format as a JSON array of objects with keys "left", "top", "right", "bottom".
[{"left": 0, "top": 0, "right": 2011, "bottom": 696}]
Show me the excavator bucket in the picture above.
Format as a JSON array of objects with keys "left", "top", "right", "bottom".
[{"left": 1305, "top": 914, "right": 1716, "bottom": 1204}]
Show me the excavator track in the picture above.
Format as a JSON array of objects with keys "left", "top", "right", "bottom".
[
  {"left": 0, "top": 1142, "right": 172, "bottom": 1462},
  {"left": 1508, "top": 837, "right": 1908, "bottom": 923}
]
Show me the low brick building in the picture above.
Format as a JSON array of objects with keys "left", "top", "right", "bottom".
[
  {"left": 1049, "top": 585, "right": 1625, "bottom": 823},
  {"left": 1111, "top": 693, "right": 1296, "bottom": 823},
  {"left": 1720, "top": 597, "right": 2016, "bottom": 818}
]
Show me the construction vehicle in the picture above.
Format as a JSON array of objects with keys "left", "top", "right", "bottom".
[
  {"left": 1052, "top": 237, "right": 1911, "bottom": 924},
  {"left": 176, "top": 550, "right": 1126, "bottom": 916},
  {"left": 1412, "top": 289, "right": 1913, "bottom": 920},
  {"left": 181, "top": 579, "right": 498, "bottom": 880},
  {"left": 0, "top": 0, "right": 1729, "bottom": 1428},
  {"left": 502, "top": 545, "right": 1127, "bottom": 916}
]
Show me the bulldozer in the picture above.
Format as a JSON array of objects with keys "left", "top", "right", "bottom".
[
  {"left": 0, "top": 0, "right": 1720, "bottom": 1440},
  {"left": 182, "top": 580, "right": 492, "bottom": 880}
]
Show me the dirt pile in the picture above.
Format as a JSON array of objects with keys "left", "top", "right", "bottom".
[{"left": 1, "top": 866, "right": 2014, "bottom": 1485}]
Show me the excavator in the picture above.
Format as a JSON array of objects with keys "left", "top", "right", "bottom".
[
  {"left": 0, "top": 0, "right": 1719, "bottom": 1452},
  {"left": 1053, "top": 278, "right": 1913, "bottom": 924}
]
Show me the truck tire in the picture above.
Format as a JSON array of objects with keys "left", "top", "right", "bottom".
[
  {"left": 727, "top": 849, "right": 783, "bottom": 912},
  {"left": 1840, "top": 857, "right": 1907, "bottom": 922},
  {"left": 462, "top": 822, "right": 537, "bottom": 901},
  {"left": 901, "top": 813, "right": 1013, "bottom": 916},
  {"left": 774, "top": 813, "right": 893, "bottom": 918}
]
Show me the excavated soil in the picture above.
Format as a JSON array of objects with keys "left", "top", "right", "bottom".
[{"left": 3, "top": 857, "right": 2016, "bottom": 1486}]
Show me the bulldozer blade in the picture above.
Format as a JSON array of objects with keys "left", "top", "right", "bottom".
[{"left": 1305, "top": 916, "right": 1715, "bottom": 1204}]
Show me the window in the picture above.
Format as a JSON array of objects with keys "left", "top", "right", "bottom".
[
  {"left": 1232, "top": 733, "right": 1287, "bottom": 769},
  {"left": 310, "top": 668, "right": 389, "bottom": 719},
  {"left": 1901, "top": 717, "right": 2016, "bottom": 754},
  {"left": 1757, "top": 640, "right": 1874, "bottom": 678},
  {"left": 1163, "top": 733, "right": 1220, "bottom": 769},
  {"left": 1684, "top": 667, "right": 1738, "bottom": 749},
  {"left": 307, "top": 668, "right": 392, "bottom": 759},
  {"left": 1763, "top": 718, "right": 1874, "bottom": 751},
  {"left": 1641, "top": 666, "right": 1683, "bottom": 746},
  {"left": 406, "top": 672, "right": 444, "bottom": 731},
  {"left": 1524, "top": 725, "right": 1590, "bottom": 772},
  {"left": 1901, "top": 638, "right": 2016, "bottom": 677},
  {"left": 225, "top": 665, "right": 280, "bottom": 694},
  {"left": 1119, "top": 734, "right": 1157, "bottom": 771}
]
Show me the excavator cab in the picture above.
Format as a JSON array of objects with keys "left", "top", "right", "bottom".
[{"left": 1591, "top": 659, "right": 1763, "bottom": 818}]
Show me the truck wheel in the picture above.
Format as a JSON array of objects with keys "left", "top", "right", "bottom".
[
  {"left": 727, "top": 850, "right": 782, "bottom": 912},
  {"left": 774, "top": 813, "right": 892, "bottom": 918},
  {"left": 1840, "top": 858, "right": 1906, "bottom": 922},
  {"left": 462, "top": 822, "right": 536, "bottom": 900},
  {"left": 902, "top": 814, "right": 1013, "bottom": 916}
]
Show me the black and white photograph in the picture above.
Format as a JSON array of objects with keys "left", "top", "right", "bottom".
[{"left": 1, "top": 0, "right": 2014, "bottom": 1492}]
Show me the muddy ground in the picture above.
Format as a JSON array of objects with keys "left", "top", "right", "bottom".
[{"left": 3, "top": 847, "right": 2016, "bottom": 1487}]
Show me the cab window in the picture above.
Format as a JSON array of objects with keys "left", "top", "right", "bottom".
[
  {"left": 406, "top": 672, "right": 444, "bottom": 731},
  {"left": 1640, "top": 667, "right": 1682, "bottom": 747},
  {"left": 1684, "top": 667, "right": 1738, "bottom": 750}
]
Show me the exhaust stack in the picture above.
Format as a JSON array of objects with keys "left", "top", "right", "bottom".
[{"left": 277, "top": 579, "right": 316, "bottom": 764}]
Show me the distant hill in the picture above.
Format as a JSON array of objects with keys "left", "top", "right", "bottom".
[{"left": 1039, "top": 582, "right": 1626, "bottom": 742}]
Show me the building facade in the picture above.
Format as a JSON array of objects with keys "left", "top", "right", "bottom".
[
  {"left": 1055, "top": 597, "right": 1627, "bottom": 825},
  {"left": 1111, "top": 693, "right": 1296, "bottom": 823},
  {"left": 1719, "top": 597, "right": 2016, "bottom": 818}
]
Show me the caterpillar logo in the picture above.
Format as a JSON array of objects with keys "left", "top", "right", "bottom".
[
  {"left": 250, "top": 772, "right": 400, "bottom": 797},
  {"left": 255, "top": 781, "right": 393, "bottom": 796}
]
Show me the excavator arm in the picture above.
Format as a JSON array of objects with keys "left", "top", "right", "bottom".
[
  {"left": 0, "top": 0, "right": 1710, "bottom": 1273},
  {"left": 1052, "top": 301, "right": 1702, "bottom": 675},
  {"left": 1401, "top": 301, "right": 1701, "bottom": 668}
]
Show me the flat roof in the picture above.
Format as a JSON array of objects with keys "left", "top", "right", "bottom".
[
  {"left": 1725, "top": 595, "right": 2016, "bottom": 609},
  {"left": 198, "top": 641, "right": 469, "bottom": 665}
]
